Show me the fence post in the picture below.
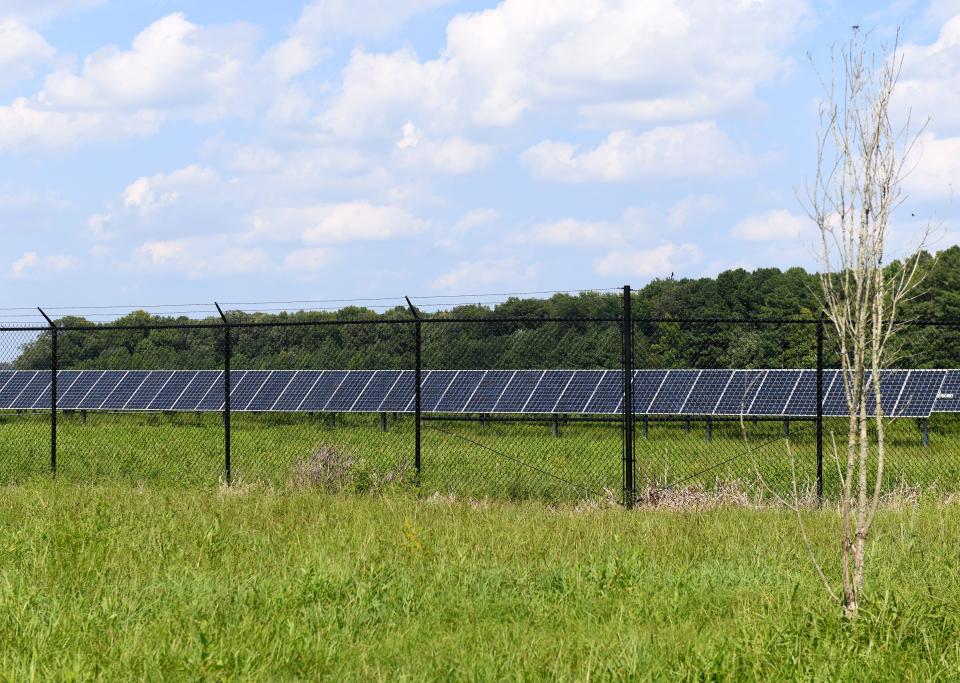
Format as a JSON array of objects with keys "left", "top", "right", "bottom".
[
  {"left": 816, "top": 310, "right": 824, "bottom": 502},
  {"left": 405, "top": 297, "right": 421, "bottom": 484},
  {"left": 38, "top": 308, "right": 57, "bottom": 477},
  {"left": 622, "top": 285, "right": 635, "bottom": 509},
  {"left": 216, "top": 303, "right": 231, "bottom": 485}
]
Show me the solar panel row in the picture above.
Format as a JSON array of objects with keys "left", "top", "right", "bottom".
[{"left": 0, "top": 368, "right": 953, "bottom": 417}]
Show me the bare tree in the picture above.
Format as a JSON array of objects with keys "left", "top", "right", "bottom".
[{"left": 804, "top": 31, "right": 931, "bottom": 618}]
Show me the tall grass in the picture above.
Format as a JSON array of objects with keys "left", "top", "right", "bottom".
[{"left": 0, "top": 484, "right": 959, "bottom": 680}]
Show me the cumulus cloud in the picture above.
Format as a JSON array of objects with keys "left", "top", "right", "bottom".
[
  {"left": 0, "top": 0, "right": 105, "bottom": 24},
  {"left": 135, "top": 236, "right": 270, "bottom": 279},
  {"left": 522, "top": 122, "right": 752, "bottom": 183},
  {"left": 453, "top": 208, "right": 498, "bottom": 233},
  {"left": 394, "top": 121, "right": 493, "bottom": 174},
  {"left": 593, "top": 243, "right": 703, "bottom": 277},
  {"left": 283, "top": 247, "right": 338, "bottom": 272},
  {"left": 0, "top": 18, "right": 55, "bottom": 87},
  {"left": 249, "top": 201, "right": 429, "bottom": 244},
  {"left": 730, "top": 209, "right": 808, "bottom": 241},
  {"left": 8, "top": 250, "right": 78, "bottom": 279},
  {"left": 295, "top": 0, "right": 449, "bottom": 41},
  {"left": 511, "top": 208, "right": 648, "bottom": 247},
  {"left": 430, "top": 257, "right": 537, "bottom": 291},
  {"left": 898, "top": 16, "right": 960, "bottom": 136},
  {"left": 319, "top": 0, "right": 807, "bottom": 138}
]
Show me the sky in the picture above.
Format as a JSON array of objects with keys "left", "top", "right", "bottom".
[{"left": 0, "top": 0, "right": 959, "bottom": 318}]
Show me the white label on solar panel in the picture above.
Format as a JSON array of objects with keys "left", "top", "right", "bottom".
[
  {"left": 147, "top": 372, "right": 176, "bottom": 411},
  {"left": 121, "top": 372, "right": 152, "bottom": 410},
  {"left": 644, "top": 371, "right": 670, "bottom": 414},
  {"left": 9, "top": 371, "right": 37, "bottom": 409},
  {"left": 550, "top": 372, "right": 577, "bottom": 413},
  {"left": 746, "top": 370, "right": 769, "bottom": 415},
  {"left": 375, "top": 371, "right": 404, "bottom": 412},
  {"left": 322, "top": 371, "right": 351, "bottom": 412},
  {"left": 781, "top": 371, "right": 803, "bottom": 416},
  {"left": 270, "top": 370, "right": 299, "bottom": 411},
  {"left": 98, "top": 370, "right": 129, "bottom": 410},
  {"left": 677, "top": 369, "right": 702, "bottom": 414},
  {"left": 491, "top": 370, "right": 518, "bottom": 413},
  {"left": 245, "top": 370, "right": 273, "bottom": 411},
  {"left": 941, "top": 393, "right": 956, "bottom": 399},
  {"left": 711, "top": 372, "right": 736, "bottom": 416},
  {"left": 348, "top": 372, "right": 378, "bottom": 412},
  {"left": 519, "top": 370, "right": 546, "bottom": 413},
  {"left": 77, "top": 370, "right": 106, "bottom": 408},
  {"left": 170, "top": 370, "right": 199, "bottom": 411},
  {"left": 461, "top": 370, "right": 488, "bottom": 413},
  {"left": 294, "top": 370, "right": 324, "bottom": 412}
]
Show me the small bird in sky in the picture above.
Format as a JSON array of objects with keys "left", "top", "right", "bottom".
[{"left": 852, "top": 25, "right": 860, "bottom": 31}]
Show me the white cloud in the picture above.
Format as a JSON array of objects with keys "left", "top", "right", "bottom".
[
  {"left": 730, "top": 209, "right": 808, "bottom": 241},
  {"left": 0, "top": 98, "right": 162, "bottom": 152},
  {"left": 283, "top": 247, "right": 338, "bottom": 272},
  {"left": 394, "top": 121, "right": 493, "bottom": 174},
  {"left": 295, "top": 0, "right": 449, "bottom": 41},
  {"left": 0, "top": 18, "right": 55, "bottom": 87},
  {"left": 512, "top": 207, "right": 648, "bottom": 247},
  {"left": 135, "top": 236, "right": 270, "bottom": 279},
  {"left": 8, "top": 250, "right": 78, "bottom": 279},
  {"left": 898, "top": 16, "right": 960, "bottom": 136},
  {"left": 453, "top": 208, "right": 498, "bottom": 233},
  {"left": 38, "top": 13, "right": 260, "bottom": 119},
  {"left": 522, "top": 122, "right": 751, "bottom": 183},
  {"left": 593, "top": 243, "right": 702, "bottom": 278},
  {"left": 667, "top": 194, "right": 723, "bottom": 228},
  {"left": 902, "top": 132, "right": 960, "bottom": 200},
  {"left": 122, "top": 165, "right": 219, "bottom": 213},
  {"left": 249, "top": 202, "right": 429, "bottom": 244},
  {"left": 319, "top": 0, "right": 807, "bottom": 138},
  {"left": 430, "top": 257, "right": 537, "bottom": 291}
]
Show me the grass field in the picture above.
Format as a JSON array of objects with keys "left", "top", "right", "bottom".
[
  {"left": 1, "top": 483, "right": 959, "bottom": 680},
  {"left": 0, "top": 411, "right": 958, "bottom": 501}
]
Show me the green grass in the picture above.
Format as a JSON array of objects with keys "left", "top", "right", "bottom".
[
  {"left": 1, "top": 484, "right": 960, "bottom": 680},
  {"left": 0, "top": 411, "right": 958, "bottom": 500}
]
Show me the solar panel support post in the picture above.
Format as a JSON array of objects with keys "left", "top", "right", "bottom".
[
  {"left": 39, "top": 308, "right": 57, "bottom": 478},
  {"left": 622, "top": 285, "right": 635, "bottom": 509},
  {"left": 215, "top": 302, "right": 231, "bottom": 486},
  {"left": 405, "top": 296, "right": 421, "bottom": 485},
  {"left": 816, "top": 311, "right": 825, "bottom": 502}
]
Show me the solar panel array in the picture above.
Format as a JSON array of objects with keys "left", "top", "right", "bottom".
[{"left": 0, "top": 368, "right": 955, "bottom": 418}]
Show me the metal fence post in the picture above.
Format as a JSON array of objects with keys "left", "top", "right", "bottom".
[
  {"left": 622, "top": 285, "right": 635, "bottom": 509},
  {"left": 816, "top": 310, "right": 824, "bottom": 502},
  {"left": 38, "top": 308, "right": 57, "bottom": 477},
  {"left": 216, "top": 303, "right": 231, "bottom": 485},
  {"left": 405, "top": 297, "right": 422, "bottom": 484}
]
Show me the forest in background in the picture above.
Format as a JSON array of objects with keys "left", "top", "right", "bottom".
[{"left": 10, "top": 246, "right": 960, "bottom": 371}]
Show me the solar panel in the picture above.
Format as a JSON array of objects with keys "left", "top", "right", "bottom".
[
  {"left": 934, "top": 370, "right": 960, "bottom": 413},
  {"left": 381, "top": 371, "right": 414, "bottom": 412},
  {"left": 435, "top": 370, "right": 484, "bottom": 412},
  {"left": 57, "top": 370, "right": 104, "bottom": 409},
  {"left": 494, "top": 370, "right": 543, "bottom": 413},
  {"left": 247, "top": 370, "right": 298, "bottom": 411},
  {"left": 298, "top": 371, "right": 344, "bottom": 411},
  {"left": 463, "top": 371, "right": 512, "bottom": 413},
  {"left": 748, "top": 370, "right": 801, "bottom": 416},
  {"left": 523, "top": 370, "right": 573, "bottom": 413},
  {"left": 649, "top": 369, "right": 699, "bottom": 414},
  {"left": 584, "top": 370, "right": 622, "bottom": 414},
  {"left": 14, "top": 371, "right": 53, "bottom": 410},
  {"left": 172, "top": 371, "right": 221, "bottom": 411},
  {"left": 680, "top": 370, "right": 731, "bottom": 415},
  {"left": 893, "top": 370, "right": 946, "bottom": 418},
  {"left": 420, "top": 370, "right": 454, "bottom": 412},
  {"left": 714, "top": 370, "right": 765, "bottom": 416},
  {"left": 633, "top": 370, "right": 668, "bottom": 413},
  {"left": 78, "top": 370, "right": 125, "bottom": 410},
  {"left": 352, "top": 371, "right": 401, "bottom": 412},
  {"left": 103, "top": 370, "right": 152, "bottom": 410},
  {"left": 326, "top": 370, "right": 373, "bottom": 411},
  {"left": 272, "top": 371, "right": 319, "bottom": 411},
  {"left": 554, "top": 370, "right": 603, "bottom": 413},
  {"left": 0, "top": 371, "right": 36, "bottom": 409}
]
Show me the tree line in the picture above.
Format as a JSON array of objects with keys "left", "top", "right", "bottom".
[{"left": 10, "top": 246, "right": 960, "bottom": 371}]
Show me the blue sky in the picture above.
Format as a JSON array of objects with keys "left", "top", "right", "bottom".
[{"left": 0, "top": 0, "right": 958, "bottom": 317}]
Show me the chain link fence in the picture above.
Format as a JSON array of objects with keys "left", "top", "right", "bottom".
[{"left": 0, "top": 292, "right": 957, "bottom": 504}]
